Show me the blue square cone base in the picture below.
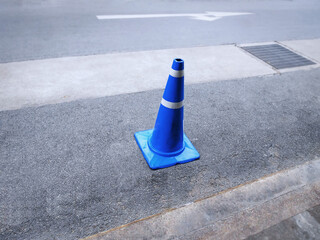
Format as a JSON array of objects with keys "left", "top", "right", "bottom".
[{"left": 134, "top": 129, "right": 200, "bottom": 169}]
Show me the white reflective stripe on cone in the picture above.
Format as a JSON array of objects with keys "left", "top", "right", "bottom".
[
  {"left": 169, "top": 69, "right": 184, "bottom": 78},
  {"left": 161, "top": 98, "right": 184, "bottom": 109}
]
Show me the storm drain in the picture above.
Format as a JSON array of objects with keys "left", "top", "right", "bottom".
[{"left": 241, "top": 44, "right": 315, "bottom": 69}]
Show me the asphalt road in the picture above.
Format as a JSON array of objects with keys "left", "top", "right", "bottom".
[
  {"left": 1, "top": 69, "right": 320, "bottom": 239},
  {"left": 1, "top": 0, "right": 320, "bottom": 63}
]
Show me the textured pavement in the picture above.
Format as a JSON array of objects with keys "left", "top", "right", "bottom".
[{"left": 1, "top": 68, "right": 320, "bottom": 239}]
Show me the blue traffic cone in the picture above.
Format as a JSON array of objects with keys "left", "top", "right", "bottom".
[{"left": 134, "top": 58, "right": 200, "bottom": 169}]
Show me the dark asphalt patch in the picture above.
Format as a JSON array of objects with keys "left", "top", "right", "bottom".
[{"left": 1, "top": 69, "right": 320, "bottom": 239}]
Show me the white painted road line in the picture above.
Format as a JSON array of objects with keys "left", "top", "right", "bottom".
[{"left": 96, "top": 11, "right": 253, "bottom": 22}]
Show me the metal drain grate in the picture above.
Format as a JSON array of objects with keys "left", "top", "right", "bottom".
[{"left": 241, "top": 44, "right": 315, "bottom": 69}]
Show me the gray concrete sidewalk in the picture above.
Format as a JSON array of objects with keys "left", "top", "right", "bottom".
[
  {"left": 0, "top": 44, "right": 275, "bottom": 111},
  {"left": 1, "top": 68, "right": 320, "bottom": 239},
  {"left": 1, "top": 38, "right": 319, "bottom": 112}
]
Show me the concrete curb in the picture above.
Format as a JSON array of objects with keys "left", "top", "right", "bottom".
[{"left": 83, "top": 159, "right": 320, "bottom": 240}]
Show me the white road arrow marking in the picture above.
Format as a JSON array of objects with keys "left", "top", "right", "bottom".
[{"left": 96, "top": 11, "right": 252, "bottom": 22}]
